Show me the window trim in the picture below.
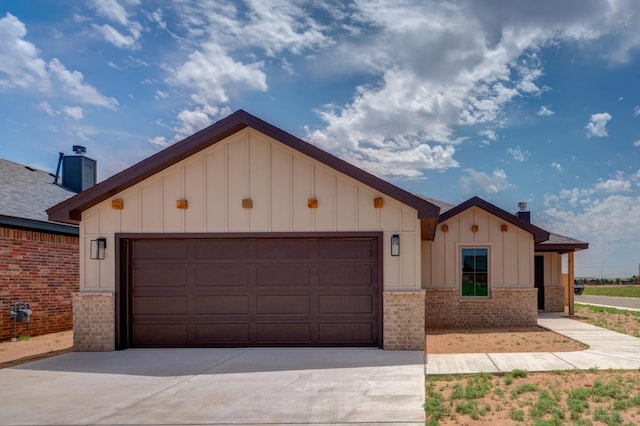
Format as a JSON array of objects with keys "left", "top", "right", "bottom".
[{"left": 456, "top": 244, "right": 491, "bottom": 298}]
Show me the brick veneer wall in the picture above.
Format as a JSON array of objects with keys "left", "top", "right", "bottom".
[
  {"left": 425, "top": 288, "right": 538, "bottom": 329},
  {"left": 383, "top": 290, "right": 425, "bottom": 350},
  {"left": 0, "top": 226, "right": 78, "bottom": 341},
  {"left": 73, "top": 292, "right": 114, "bottom": 351},
  {"left": 544, "top": 286, "right": 565, "bottom": 312}
]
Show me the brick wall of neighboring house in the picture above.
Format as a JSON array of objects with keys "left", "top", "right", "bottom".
[
  {"left": 383, "top": 290, "right": 426, "bottom": 350},
  {"left": 424, "top": 288, "right": 538, "bottom": 329},
  {"left": 544, "top": 286, "right": 565, "bottom": 312},
  {"left": 0, "top": 226, "right": 78, "bottom": 341}
]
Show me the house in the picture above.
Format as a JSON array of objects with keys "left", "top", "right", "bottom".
[
  {"left": 0, "top": 158, "right": 79, "bottom": 340},
  {"left": 47, "top": 110, "right": 587, "bottom": 351}
]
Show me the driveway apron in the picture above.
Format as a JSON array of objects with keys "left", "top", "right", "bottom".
[{"left": 0, "top": 348, "right": 425, "bottom": 425}]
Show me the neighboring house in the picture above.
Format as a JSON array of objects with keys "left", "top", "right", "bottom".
[
  {"left": 0, "top": 158, "right": 79, "bottom": 340},
  {"left": 48, "top": 110, "right": 587, "bottom": 351}
]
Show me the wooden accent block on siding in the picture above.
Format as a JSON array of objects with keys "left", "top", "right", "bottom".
[
  {"left": 242, "top": 198, "right": 253, "bottom": 209},
  {"left": 307, "top": 198, "right": 318, "bottom": 209},
  {"left": 176, "top": 199, "right": 188, "bottom": 209},
  {"left": 373, "top": 197, "right": 384, "bottom": 208},
  {"left": 111, "top": 199, "right": 124, "bottom": 210}
]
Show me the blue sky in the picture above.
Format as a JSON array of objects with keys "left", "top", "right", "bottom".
[{"left": 1, "top": 0, "right": 639, "bottom": 278}]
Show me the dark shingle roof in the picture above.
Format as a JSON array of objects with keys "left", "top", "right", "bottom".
[{"left": 0, "top": 158, "right": 76, "bottom": 223}]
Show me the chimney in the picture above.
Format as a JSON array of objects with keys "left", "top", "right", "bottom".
[
  {"left": 516, "top": 201, "right": 530, "bottom": 223},
  {"left": 58, "top": 145, "right": 97, "bottom": 193}
]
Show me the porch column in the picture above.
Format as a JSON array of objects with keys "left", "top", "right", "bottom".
[{"left": 568, "top": 251, "right": 575, "bottom": 316}]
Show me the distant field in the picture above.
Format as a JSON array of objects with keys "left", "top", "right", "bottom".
[{"left": 583, "top": 285, "right": 640, "bottom": 298}]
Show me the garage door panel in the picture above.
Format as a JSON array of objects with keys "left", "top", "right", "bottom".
[
  {"left": 194, "top": 240, "right": 250, "bottom": 259},
  {"left": 195, "top": 323, "right": 250, "bottom": 343},
  {"left": 196, "top": 295, "right": 249, "bottom": 314},
  {"left": 134, "top": 323, "right": 188, "bottom": 345},
  {"left": 134, "top": 241, "right": 188, "bottom": 260},
  {"left": 318, "top": 295, "right": 373, "bottom": 314},
  {"left": 318, "top": 264, "right": 374, "bottom": 286},
  {"left": 133, "top": 268, "right": 187, "bottom": 287},
  {"left": 134, "top": 296, "right": 187, "bottom": 315},
  {"left": 195, "top": 266, "right": 250, "bottom": 287},
  {"left": 319, "top": 323, "right": 373, "bottom": 342},
  {"left": 256, "top": 265, "right": 311, "bottom": 286},
  {"left": 257, "top": 323, "right": 311, "bottom": 343},
  {"left": 256, "top": 239, "right": 311, "bottom": 258},
  {"left": 257, "top": 295, "right": 310, "bottom": 314},
  {"left": 318, "top": 239, "right": 375, "bottom": 259}
]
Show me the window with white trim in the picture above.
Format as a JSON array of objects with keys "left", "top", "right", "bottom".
[{"left": 461, "top": 247, "right": 489, "bottom": 297}]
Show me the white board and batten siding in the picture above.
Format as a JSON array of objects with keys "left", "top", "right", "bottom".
[
  {"left": 422, "top": 206, "right": 535, "bottom": 289},
  {"left": 81, "top": 128, "right": 422, "bottom": 292}
]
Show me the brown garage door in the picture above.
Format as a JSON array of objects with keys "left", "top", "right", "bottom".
[{"left": 125, "top": 235, "right": 380, "bottom": 347}]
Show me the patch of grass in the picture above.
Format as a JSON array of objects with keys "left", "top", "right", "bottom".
[
  {"left": 509, "top": 407, "right": 525, "bottom": 421},
  {"left": 423, "top": 383, "right": 449, "bottom": 424},
  {"left": 510, "top": 383, "right": 538, "bottom": 399},
  {"left": 17, "top": 335, "right": 31, "bottom": 341},
  {"left": 583, "top": 285, "right": 640, "bottom": 298}
]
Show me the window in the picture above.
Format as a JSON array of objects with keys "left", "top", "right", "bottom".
[{"left": 461, "top": 247, "right": 489, "bottom": 297}]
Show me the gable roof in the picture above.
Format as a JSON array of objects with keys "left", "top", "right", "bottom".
[
  {"left": 0, "top": 158, "right": 78, "bottom": 235},
  {"left": 438, "top": 196, "right": 551, "bottom": 243},
  {"left": 47, "top": 110, "right": 441, "bottom": 239}
]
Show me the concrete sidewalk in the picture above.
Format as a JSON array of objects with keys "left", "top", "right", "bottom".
[{"left": 425, "top": 312, "right": 640, "bottom": 375}]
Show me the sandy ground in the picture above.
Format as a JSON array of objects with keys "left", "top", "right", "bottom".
[
  {"left": 426, "top": 326, "right": 588, "bottom": 354},
  {"left": 0, "top": 330, "right": 73, "bottom": 368}
]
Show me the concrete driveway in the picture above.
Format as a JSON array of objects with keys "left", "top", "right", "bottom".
[{"left": 0, "top": 348, "right": 425, "bottom": 425}]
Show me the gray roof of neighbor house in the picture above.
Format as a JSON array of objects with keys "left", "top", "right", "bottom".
[{"left": 0, "top": 158, "right": 78, "bottom": 235}]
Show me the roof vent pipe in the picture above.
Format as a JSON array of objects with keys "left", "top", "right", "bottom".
[
  {"left": 53, "top": 152, "right": 64, "bottom": 185},
  {"left": 72, "top": 145, "right": 86, "bottom": 155}
]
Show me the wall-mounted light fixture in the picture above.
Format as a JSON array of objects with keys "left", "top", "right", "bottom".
[
  {"left": 391, "top": 234, "right": 400, "bottom": 256},
  {"left": 90, "top": 237, "right": 107, "bottom": 260}
]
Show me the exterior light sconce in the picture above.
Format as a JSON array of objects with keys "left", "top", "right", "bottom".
[
  {"left": 373, "top": 197, "right": 384, "bottom": 208},
  {"left": 111, "top": 199, "right": 124, "bottom": 210},
  {"left": 176, "top": 199, "right": 189, "bottom": 209},
  {"left": 501, "top": 224, "right": 508, "bottom": 232},
  {"left": 471, "top": 225, "right": 479, "bottom": 233},
  {"left": 90, "top": 237, "right": 107, "bottom": 260},
  {"left": 308, "top": 198, "right": 318, "bottom": 209},
  {"left": 441, "top": 224, "right": 449, "bottom": 233},
  {"left": 242, "top": 198, "right": 253, "bottom": 209},
  {"left": 391, "top": 234, "right": 400, "bottom": 256}
]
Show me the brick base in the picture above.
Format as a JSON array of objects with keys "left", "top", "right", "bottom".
[
  {"left": 383, "top": 290, "right": 425, "bottom": 350},
  {"left": 425, "top": 288, "right": 538, "bottom": 329},
  {"left": 544, "top": 286, "right": 564, "bottom": 312},
  {"left": 73, "top": 292, "right": 114, "bottom": 351}
]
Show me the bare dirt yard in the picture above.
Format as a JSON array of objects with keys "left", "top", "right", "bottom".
[
  {"left": 0, "top": 331, "right": 73, "bottom": 368},
  {"left": 426, "top": 327, "right": 588, "bottom": 354}
]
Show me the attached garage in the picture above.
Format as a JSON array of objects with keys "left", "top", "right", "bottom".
[
  {"left": 49, "top": 110, "right": 440, "bottom": 351},
  {"left": 119, "top": 234, "right": 381, "bottom": 348}
]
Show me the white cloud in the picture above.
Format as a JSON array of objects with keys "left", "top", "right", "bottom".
[
  {"left": 154, "top": 90, "right": 169, "bottom": 100},
  {"left": 0, "top": 13, "right": 49, "bottom": 90},
  {"left": 634, "top": 106, "right": 640, "bottom": 117},
  {"left": 479, "top": 129, "right": 498, "bottom": 142},
  {"left": 38, "top": 101, "right": 55, "bottom": 116},
  {"left": 461, "top": 168, "right": 513, "bottom": 194},
  {"left": 537, "top": 105, "right": 555, "bottom": 116},
  {"left": 551, "top": 162, "right": 563, "bottom": 172},
  {"left": 87, "top": 0, "right": 142, "bottom": 49},
  {"left": 62, "top": 106, "right": 84, "bottom": 120},
  {"left": 634, "top": 140, "right": 640, "bottom": 147},
  {"left": 507, "top": 146, "right": 529, "bottom": 161},
  {"left": 48, "top": 59, "right": 118, "bottom": 109},
  {"left": 594, "top": 173, "right": 631, "bottom": 193},
  {"left": 585, "top": 112, "right": 612, "bottom": 138}
]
